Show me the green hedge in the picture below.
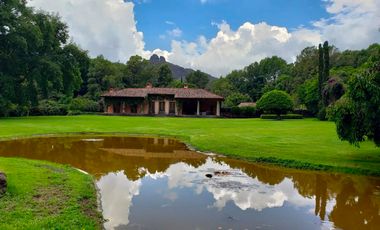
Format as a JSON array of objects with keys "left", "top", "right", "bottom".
[
  {"left": 260, "top": 114, "right": 303, "bottom": 120},
  {"left": 230, "top": 106, "right": 258, "bottom": 117}
]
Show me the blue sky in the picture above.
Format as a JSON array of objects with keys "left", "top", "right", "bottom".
[{"left": 133, "top": 0, "right": 330, "bottom": 50}]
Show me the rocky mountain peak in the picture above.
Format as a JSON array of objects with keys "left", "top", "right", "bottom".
[{"left": 150, "top": 54, "right": 166, "bottom": 64}]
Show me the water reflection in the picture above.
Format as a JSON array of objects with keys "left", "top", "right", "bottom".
[{"left": 0, "top": 136, "right": 379, "bottom": 229}]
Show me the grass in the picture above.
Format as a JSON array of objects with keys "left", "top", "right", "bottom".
[
  {"left": 0, "top": 157, "right": 102, "bottom": 229},
  {"left": 0, "top": 115, "right": 379, "bottom": 175}
]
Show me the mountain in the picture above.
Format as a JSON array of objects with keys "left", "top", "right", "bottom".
[{"left": 149, "top": 54, "right": 216, "bottom": 82}]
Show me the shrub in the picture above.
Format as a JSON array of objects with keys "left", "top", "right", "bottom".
[
  {"left": 261, "top": 114, "right": 303, "bottom": 119},
  {"left": 231, "top": 106, "right": 242, "bottom": 116},
  {"left": 257, "top": 90, "right": 293, "bottom": 116},
  {"left": 36, "top": 100, "right": 67, "bottom": 115},
  {"left": 68, "top": 97, "right": 100, "bottom": 112},
  {"left": 228, "top": 106, "right": 257, "bottom": 118},
  {"left": 240, "top": 106, "right": 257, "bottom": 117}
]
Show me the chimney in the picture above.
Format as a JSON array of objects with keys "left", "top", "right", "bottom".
[
  {"left": 184, "top": 84, "right": 189, "bottom": 89},
  {"left": 146, "top": 82, "right": 153, "bottom": 88}
]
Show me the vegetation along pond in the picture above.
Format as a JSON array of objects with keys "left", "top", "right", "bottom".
[{"left": 0, "top": 135, "right": 379, "bottom": 230}]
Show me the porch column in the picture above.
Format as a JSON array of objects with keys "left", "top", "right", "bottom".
[
  {"left": 216, "top": 101, "right": 220, "bottom": 116},
  {"left": 165, "top": 100, "right": 170, "bottom": 115},
  {"left": 197, "top": 100, "right": 200, "bottom": 116},
  {"left": 154, "top": 101, "right": 159, "bottom": 115}
]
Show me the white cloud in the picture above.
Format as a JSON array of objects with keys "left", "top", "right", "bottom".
[
  {"left": 165, "top": 20, "right": 175, "bottom": 25},
  {"left": 167, "top": 27, "right": 182, "bottom": 38},
  {"left": 28, "top": 0, "right": 380, "bottom": 76},
  {"left": 27, "top": 0, "right": 147, "bottom": 62},
  {"left": 158, "top": 21, "right": 321, "bottom": 76},
  {"left": 158, "top": 0, "right": 380, "bottom": 76},
  {"left": 316, "top": 0, "right": 380, "bottom": 50}
]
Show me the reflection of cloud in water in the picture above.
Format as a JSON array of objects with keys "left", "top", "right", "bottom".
[
  {"left": 97, "top": 158, "right": 317, "bottom": 229},
  {"left": 164, "top": 158, "right": 314, "bottom": 211},
  {"left": 97, "top": 172, "right": 141, "bottom": 229}
]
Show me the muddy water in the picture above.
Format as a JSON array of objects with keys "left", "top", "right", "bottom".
[{"left": 0, "top": 136, "right": 379, "bottom": 230}]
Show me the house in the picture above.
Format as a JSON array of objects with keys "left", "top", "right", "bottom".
[{"left": 101, "top": 83, "right": 224, "bottom": 116}]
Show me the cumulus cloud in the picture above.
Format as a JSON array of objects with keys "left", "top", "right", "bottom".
[
  {"left": 316, "top": 0, "right": 380, "bottom": 50},
  {"left": 157, "top": 0, "right": 380, "bottom": 76},
  {"left": 158, "top": 21, "right": 321, "bottom": 76},
  {"left": 28, "top": 0, "right": 380, "bottom": 76},
  {"left": 27, "top": 0, "right": 147, "bottom": 62}
]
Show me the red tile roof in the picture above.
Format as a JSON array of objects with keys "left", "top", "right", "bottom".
[
  {"left": 238, "top": 102, "right": 256, "bottom": 107},
  {"left": 102, "top": 87, "right": 224, "bottom": 100}
]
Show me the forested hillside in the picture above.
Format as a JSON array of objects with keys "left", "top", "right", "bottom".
[{"left": 211, "top": 43, "right": 379, "bottom": 115}]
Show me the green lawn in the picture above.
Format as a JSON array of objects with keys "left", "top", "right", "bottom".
[
  {"left": 0, "top": 115, "right": 379, "bottom": 175},
  {"left": 0, "top": 157, "right": 102, "bottom": 229}
]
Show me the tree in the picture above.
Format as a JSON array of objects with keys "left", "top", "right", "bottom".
[
  {"left": 323, "top": 41, "right": 330, "bottom": 84},
  {"left": 224, "top": 92, "right": 251, "bottom": 108},
  {"left": 317, "top": 41, "right": 331, "bottom": 119},
  {"left": 298, "top": 78, "right": 319, "bottom": 115},
  {"left": 322, "top": 77, "right": 345, "bottom": 106},
  {"left": 156, "top": 64, "right": 173, "bottom": 87},
  {"left": 292, "top": 46, "right": 319, "bottom": 91},
  {"left": 186, "top": 70, "right": 209, "bottom": 88},
  {"left": 257, "top": 90, "right": 294, "bottom": 117},
  {"left": 257, "top": 56, "right": 288, "bottom": 82},
  {"left": 328, "top": 62, "right": 380, "bottom": 146},
  {"left": 86, "top": 56, "right": 120, "bottom": 100},
  {"left": 318, "top": 44, "right": 324, "bottom": 98},
  {"left": 211, "top": 77, "right": 235, "bottom": 98}
]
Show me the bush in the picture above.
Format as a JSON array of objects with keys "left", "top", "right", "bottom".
[
  {"left": 240, "top": 106, "right": 257, "bottom": 117},
  {"left": 68, "top": 97, "right": 100, "bottom": 113},
  {"left": 36, "top": 100, "right": 67, "bottom": 115},
  {"left": 261, "top": 114, "right": 303, "bottom": 119},
  {"left": 228, "top": 106, "right": 258, "bottom": 118},
  {"left": 231, "top": 106, "right": 242, "bottom": 116},
  {"left": 257, "top": 90, "right": 293, "bottom": 115}
]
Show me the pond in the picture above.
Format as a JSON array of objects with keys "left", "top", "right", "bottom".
[{"left": 0, "top": 135, "right": 379, "bottom": 230}]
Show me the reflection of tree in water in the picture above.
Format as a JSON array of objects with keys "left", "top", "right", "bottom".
[
  {"left": 315, "top": 175, "right": 327, "bottom": 220},
  {"left": 0, "top": 136, "right": 207, "bottom": 180},
  {"left": 329, "top": 178, "right": 380, "bottom": 230},
  {"left": 218, "top": 157, "right": 380, "bottom": 228}
]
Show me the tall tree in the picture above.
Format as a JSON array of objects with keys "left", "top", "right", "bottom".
[
  {"left": 323, "top": 41, "right": 330, "bottom": 86},
  {"left": 156, "top": 64, "right": 173, "bottom": 87},
  {"left": 318, "top": 44, "right": 324, "bottom": 99},
  {"left": 186, "top": 70, "right": 209, "bottom": 88}
]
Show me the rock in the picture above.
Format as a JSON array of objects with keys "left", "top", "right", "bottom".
[
  {"left": 205, "top": 173, "right": 213, "bottom": 178},
  {"left": 0, "top": 172, "right": 6, "bottom": 197}
]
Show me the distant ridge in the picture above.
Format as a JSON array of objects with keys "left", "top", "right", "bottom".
[{"left": 149, "top": 54, "right": 216, "bottom": 82}]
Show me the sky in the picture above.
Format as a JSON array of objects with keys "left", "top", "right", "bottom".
[{"left": 27, "top": 0, "right": 380, "bottom": 76}]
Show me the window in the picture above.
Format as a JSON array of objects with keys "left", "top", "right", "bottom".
[
  {"left": 169, "top": 102, "right": 175, "bottom": 114},
  {"left": 159, "top": 101, "right": 165, "bottom": 113}
]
